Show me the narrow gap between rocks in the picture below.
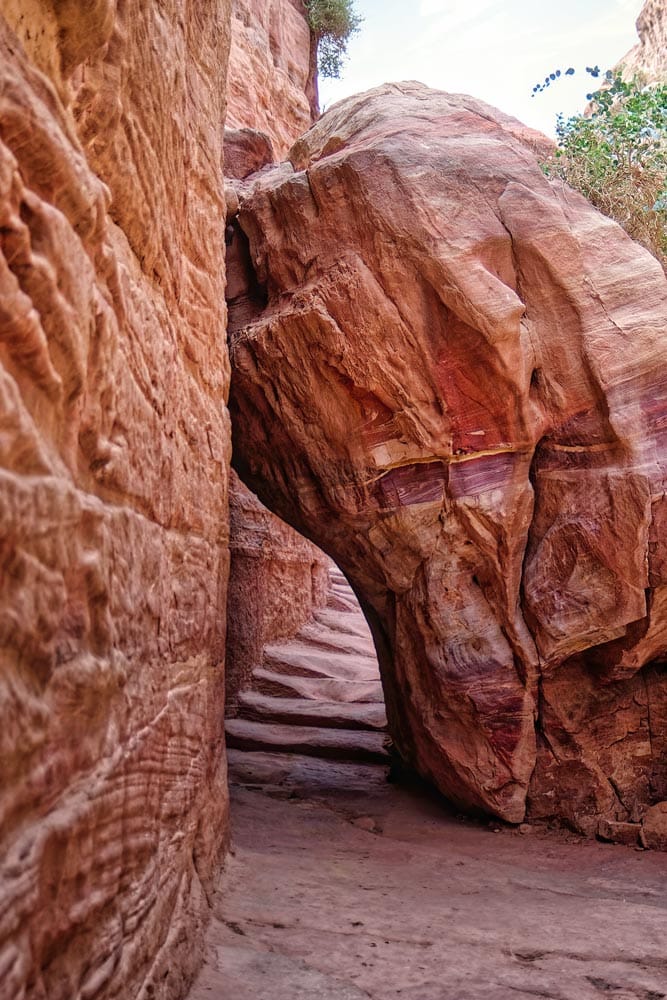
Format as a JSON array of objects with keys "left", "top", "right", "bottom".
[{"left": 224, "top": 533, "right": 390, "bottom": 770}]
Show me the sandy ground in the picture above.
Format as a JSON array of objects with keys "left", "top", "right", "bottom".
[{"left": 188, "top": 751, "right": 667, "bottom": 1000}]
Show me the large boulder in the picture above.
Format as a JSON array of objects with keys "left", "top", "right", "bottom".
[
  {"left": 641, "top": 801, "right": 667, "bottom": 849},
  {"left": 228, "top": 82, "right": 667, "bottom": 830}
]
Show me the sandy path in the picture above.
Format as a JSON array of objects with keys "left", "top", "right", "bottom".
[{"left": 189, "top": 751, "right": 667, "bottom": 1000}]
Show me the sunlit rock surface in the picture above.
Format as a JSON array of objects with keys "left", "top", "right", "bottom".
[
  {"left": 618, "top": 0, "right": 667, "bottom": 83},
  {"left": 0, "top": 3, "right": 232, "bottom": 997},
  {"left": 227, "top": 0, "right": 313, "bottom": 159},
  {"left": 229, "top": 82, "right": 667, "bottom": 830}
]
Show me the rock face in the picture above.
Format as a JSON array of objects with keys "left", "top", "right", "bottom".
[
  {"left": 0, "top": 3, "right": 232, "bottom": 999},
  {"left": 226, "top": 472, "right": 330, "bottom": 707},
  {"left": 229, "top": 82, "right": 667, "bottom": 831},
  {"left": 618, "top": 0, "right": 667, "bottom": 83},
  {"left": 225, "top": 0, "right": 330, "bottom": 704},
  {"left": 227, "top": 0, "right": 313, "bottom": 159}
]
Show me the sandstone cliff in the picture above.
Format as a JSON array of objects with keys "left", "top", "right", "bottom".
[
  {"left": 227, "top": 0, "right": 313, "bottom": 159},
  {"left": 3, "top": 10, "right": 667, "bottom": 1000},
  {"left": 618, "top": 0, "right": 667, "bottom": 82},
  {"left": 0, "top": 3, "right": 232, "bottom": 999},
  {"left": 224, "top": 0, "right": 330, "bottom": 706},
  {"left": 229, "top": 82, "right": 667, "bottom": 833}
]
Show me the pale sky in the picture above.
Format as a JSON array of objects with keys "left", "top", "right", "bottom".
[{"left": 319, "top": 0, "right": 643, "bottom": 137}]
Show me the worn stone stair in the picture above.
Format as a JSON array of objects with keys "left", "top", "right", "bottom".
[
  {"left": 323, "top": 568, "right": 360, "bottom": 613},
  {"left": 251, "top": 667, "right": 383, "bottom": 704},
  {"left": 224, "top": 720, "right": 388, "bottom": 763},
  {"left": 235, "top": 690, "right": 387, "bottom": 730},
  {"left": 226, "top": 569, "right": 389, "bottom": 764},
  {"left": 262, "top": 644, "right": 379, "bottom": 681}
]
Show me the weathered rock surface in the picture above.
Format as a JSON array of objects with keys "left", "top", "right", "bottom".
[
  {"left": 225, "top": 0, "right": 330, "bottom": 706},
  {"left": 618, "top": 0, "right": 667, "bottom": 83},
  {"left": 640, "top": 801, "right": 667, "bottom": 850},
  {"left": 227, "top": 0, "right": 313, "bottom": 159},
  {"left": 0, "top": 3, "right": 232, "bottom": 998},
  {"left": 226, "top": 472, "right": 330, "bottom": 708},
  {"left": 225, "top": 127, "right": 277, "bottom": 180},
  {"left": 229, "top": 82, "right": 667, "bottom": 831}
]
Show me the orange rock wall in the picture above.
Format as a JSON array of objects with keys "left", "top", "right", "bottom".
[
  {"left": 227, "top": 0, "right": 313, "bottom": 158},
  {"left": 0, "top": 3, "right": 232, "bottom": 999}
]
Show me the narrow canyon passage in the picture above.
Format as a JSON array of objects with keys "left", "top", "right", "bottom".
[
  {"left": 188, "top": 753, "right": 667, "bottom": 1000},
  {"left": 2, "top": 3, "right": 667, "bottom": 998},
  {"left": 225, "top": 566, "right": 389, "bottom": 764}
]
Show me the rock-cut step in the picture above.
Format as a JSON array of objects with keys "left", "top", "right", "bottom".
[
  {"left": 225, "top": 718, "right": 389, "bottom": 764},
  {"left": 237, "top": 690, "right": 387, "bottom": 731},
  {"left": 297, "top": 619, "right": 376, "bottom": 658},
  {"left": 226, "top": 568, "right": 388, "bottom": 766},
  {"left": 313, "top": 607, "right": 371, "bottom": 640},
  {"left": 252, "top": 667, "right": 384, "bottom": 705},
  {"left": 263, "top": 643, "right": 379, "bottom": 682}
]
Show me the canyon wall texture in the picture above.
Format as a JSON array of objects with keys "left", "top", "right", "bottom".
[
  {"left": 618, "top": 0, "right": 667, "bottom": 83},
  {"left": 0, "top": 3, "right": 232, "bottom": 999},
  {"left": 225, "top": 0, "right": 330, "bottom": 707},
  {"left": 229, "top": 82, "right": 667, "bottom": 833},
  {"left": 227, "top": 0, "right": 313, "bottom": 160}
]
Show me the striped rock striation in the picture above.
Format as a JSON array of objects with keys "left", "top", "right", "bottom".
[
  {"left": 228, "top": 82, "right": 667, "bottom": 832},
  {"left": 0, "top": 3, "right": 232, "bottom": 998}
]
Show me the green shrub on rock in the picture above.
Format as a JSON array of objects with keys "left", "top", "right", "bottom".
[{"left": 543, "top": 73, "right": 667, "bottom": 265}]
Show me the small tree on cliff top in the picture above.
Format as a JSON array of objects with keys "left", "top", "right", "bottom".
[{"left": 305, "top": 0, "right": 362, "bottom": 79}]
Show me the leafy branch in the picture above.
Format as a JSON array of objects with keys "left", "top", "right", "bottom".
[{"left": 304, "top": 0, "right": 362, "bottom": 79}]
